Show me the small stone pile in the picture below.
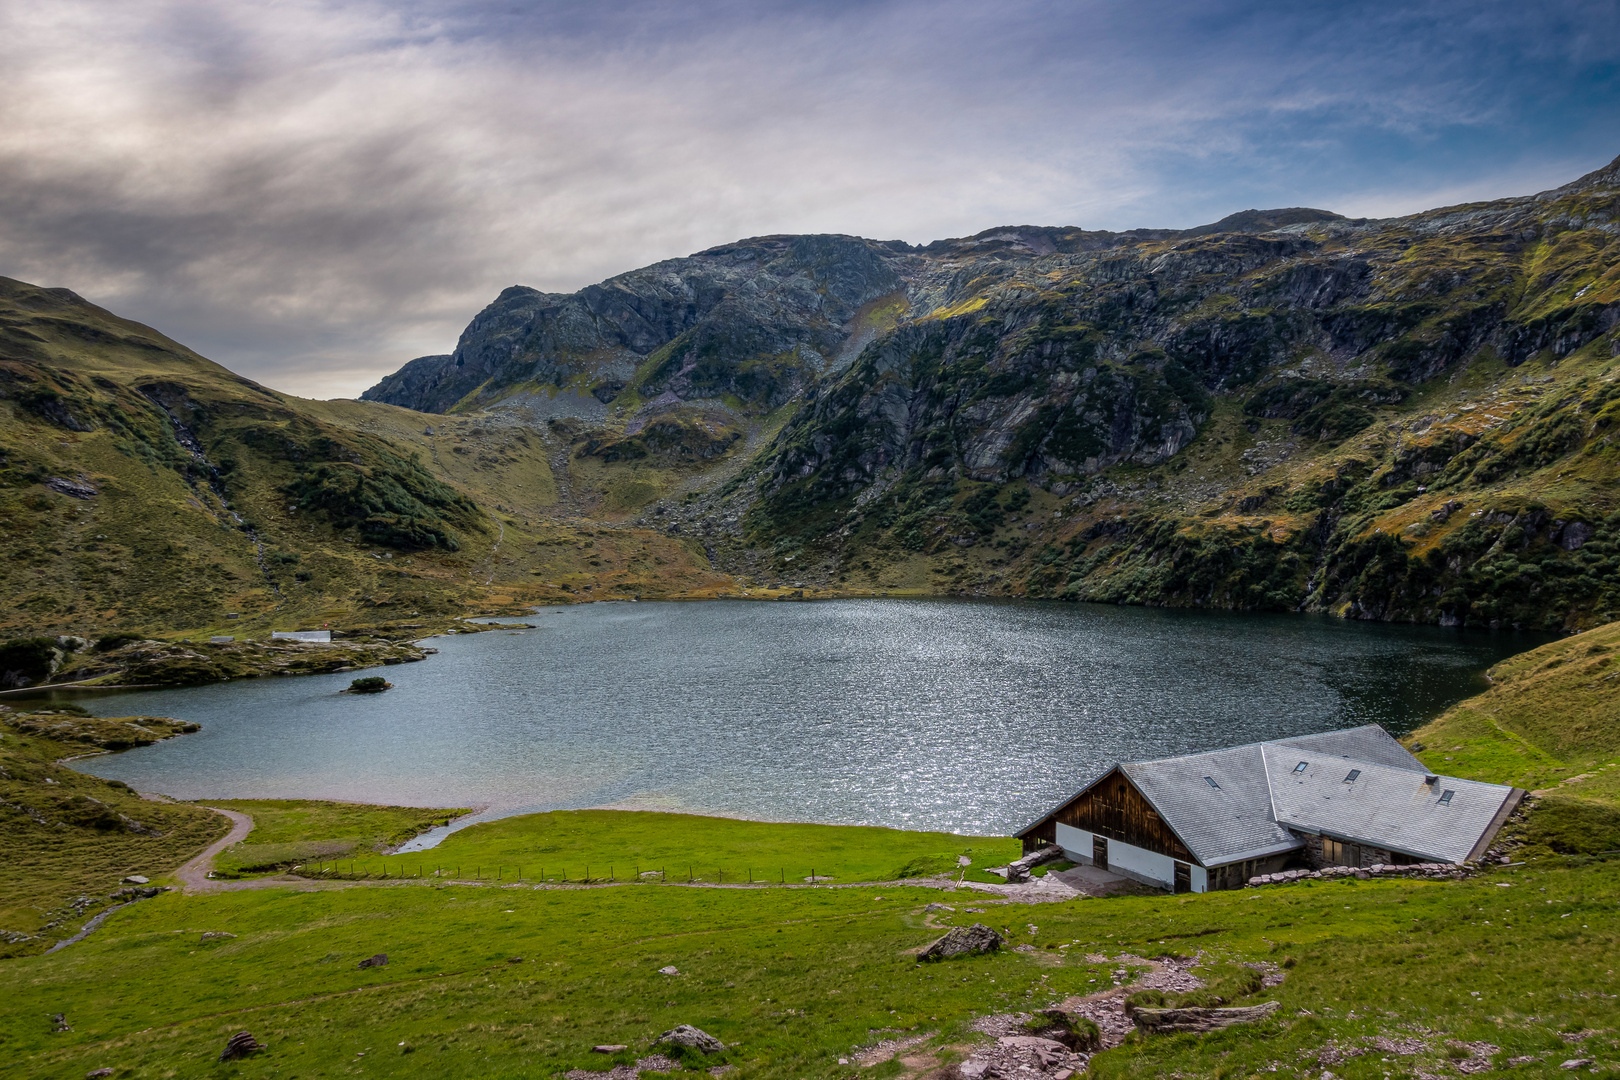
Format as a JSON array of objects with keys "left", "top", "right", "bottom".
[
  {"left": 1003, "top": 846, "right": 1065, "bottom": 884},
  {"left": 564, "top": 1055, "right": 679, "bottom": 1080},
  {"left": 1129, "top": 1000, "right": 1280, "bottom": 1033},
  {"left": 1247, "top": 862, "right": 1471, "bottom": 887},
  {"left": 959, "top": 950, "right": 1221, "bottom": 1080},
  {"left": 958, "top": 1034, "right": 1087, "bottom": 1080}
]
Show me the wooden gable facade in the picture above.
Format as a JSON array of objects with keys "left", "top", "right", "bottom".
[{"left": 1021, "top": 767, "right": 1198, "bottom": 865}]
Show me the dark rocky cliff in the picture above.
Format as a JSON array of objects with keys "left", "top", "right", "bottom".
[
  {"left": 361, "top": 235, "right": 907, "bottom": 414},
  {"left": 360, "top": 153, "right": 1620, "bottom": 631}
]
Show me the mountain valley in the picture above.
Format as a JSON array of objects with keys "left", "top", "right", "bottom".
[{"left": 4, "top": 155, "right": 1620, "bottom": 640}]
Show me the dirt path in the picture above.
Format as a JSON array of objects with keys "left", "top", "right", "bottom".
[
  {"left": 174, "top": 807, "right": 255, "bottom": 893},
  {"left": 958, "top": 863, "right": 1148, "bottom": 902}
]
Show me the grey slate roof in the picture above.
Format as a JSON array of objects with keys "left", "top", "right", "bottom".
[
  {"left": 1019, "top": 724, "right": 1519, "bottom": 868},
  {"left": 1274, "top": 725, "right": 1427, "bottom": 772},
  {"left": 1261, "top": 745, "right": 1518, "bottom": 864},
  {"left": 1120, "top": 745, "right": 1303, "bottom": 866}
]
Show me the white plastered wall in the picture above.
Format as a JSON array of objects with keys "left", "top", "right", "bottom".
[
  {"left": 1055, "top": 822, "right": 1094, "bottom": 864},
  {"left": 1056, "top": 822, "right": 1206, "bottom": 892}
]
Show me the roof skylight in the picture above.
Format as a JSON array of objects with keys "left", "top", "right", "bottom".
[
  {"left": 1344, "top": 769, "right": 1361, "bottom": 783},
  {"left": 1293, "top": 761, "right": 1308, "bottom": 773},
  {"left": 1204, "top": 776, "right": 1220, "bottom": 789},
  {"left": 1438, "top": 789, "right": 1455, "bottom": 805}
]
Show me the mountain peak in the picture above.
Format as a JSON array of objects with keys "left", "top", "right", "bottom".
[
  {"left": 1181, "top": 207, "right": 1347, "bottom": 237},
  {"left": 1543, "top": 150, "right": 1620, "bottom": 198}
]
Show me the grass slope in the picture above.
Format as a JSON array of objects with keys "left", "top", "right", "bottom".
[
  {"left": 0, "top": 708, "right": 226, "bottom": 956},
  {"left": 0, "top": 276, "right": 731, "bottom": 640},
  {"left": 305, "top": 808, "right": 1020, "bottom": 885},
  {"left": 203, "top": 800, "right": 466, "bottom": 878},
  {"left": 0, "top": 860, "right": 1614, "bottom": 1079}
]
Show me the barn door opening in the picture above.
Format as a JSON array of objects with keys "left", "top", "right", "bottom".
[
  {"left": 1173, "top": 861, "right": 1192, "bottom": 894},
  {"left": 1092, "top": 836, "right": 1108, "bottom": 871}
]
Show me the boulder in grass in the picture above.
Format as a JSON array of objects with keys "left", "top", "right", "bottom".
[
  {"left": 654, "top": 1025, "right": 726, "bottom": 1054},
  {"left": 919, "top": 923, "right": 1004, "bottom": 962},
  {"left": 219, "top": 1031, "right": 265, "bottom": 1061},
  {"left": 357, "top": 953, "right": 388, "bottom": 969}
]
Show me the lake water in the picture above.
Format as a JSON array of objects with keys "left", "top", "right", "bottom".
[{"left": 69, "top": 599, "right": 1538, "bottom": 840}]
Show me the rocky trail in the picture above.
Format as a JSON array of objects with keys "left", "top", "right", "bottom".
[
  {"left": 174, "top": 807, "right": 256, "bottom": 893},
  {"left": 950, "top": 952, "right": 1215, "bottom": 1080}
]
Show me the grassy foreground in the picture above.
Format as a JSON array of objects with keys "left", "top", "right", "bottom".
[
  {"left": 310, "top": 809, "right": 1021, "bottom": 885},
  {"left": 1, "top": 858, "right": 1616, "bottom": 1079},
  {"left": 0, "top": 707, "right": 226, "bottom": 954}
]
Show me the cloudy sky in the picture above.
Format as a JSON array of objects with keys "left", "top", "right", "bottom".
[{"left": 2, "top": 0, "right": 1617, "bottom": 399}]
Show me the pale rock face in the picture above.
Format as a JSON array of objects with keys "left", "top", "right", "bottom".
[
  {"left": 653, "top": 1025, "right": 725, "bottom": 1054},
  {"left": 362, "top": 235, "right": 905, "bottom": 414}
]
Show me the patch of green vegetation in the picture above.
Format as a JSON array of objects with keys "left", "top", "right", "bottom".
[
  {"left": 53, "top": 636, "right": 430, "bottom": 688},
  {"left": 0, "top": 711, "right": 225, "bottom": 956},
  {"left": 0, "top": 637, "right": 60, "bottom": 688},
  {"left": 317, "top": 809, "right": 1020, "bottom": 884},
  {"left": 204, "top": 799, "right": 464, "bottom": 877},
  {"left": 1, "top": 707, "right": 197, "bottom": 750},
  {"left": 282, "top": 453, "right": 479, "bottom": 551},
  {"left": 577, "top": 414, "right": 742, "bottom": 465},
  {"left": 1520, "top": 794, "right": 1620, "bottom": 854},
  {"left": 2, "top": 846, "right": 1617, "bottom": 1078}
]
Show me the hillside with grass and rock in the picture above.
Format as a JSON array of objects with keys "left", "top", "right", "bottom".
[
  {"left": 0, "top": 276, "right": 731, "bottom": 643},
  {"left": 3, "top": 154, "right": 1620, "bottom": 646},
  {"left": 362, "top": 153, "right": 1620, "bottom": 632}
]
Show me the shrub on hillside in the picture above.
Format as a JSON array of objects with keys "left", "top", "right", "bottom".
[
  {"left": 0, "top": 637, "right": 61, "bottom": 688},
  {"left": 282, "top": 453, "right": 479, "bottom": 551}
]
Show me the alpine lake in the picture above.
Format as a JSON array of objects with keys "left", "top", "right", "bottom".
[{"left": 65, "top": 598, "right": 1540, "bottom": 845}]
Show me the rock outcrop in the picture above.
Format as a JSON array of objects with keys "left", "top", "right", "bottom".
[
  {"left": 1004, "top": 845, "right": 1065, "bottom": 884},
  {"left": 219, "top": 1031, "right": 264, "bottom": 1061},
  {"left": 361, "top": 235, "right": 906, "bottom": 415},
  {"left": 653, "top": 1025, "right": 726, "bottom": 1054},
  {"left": 919, "top": 923, "right": 1005, "bottom": 961}
]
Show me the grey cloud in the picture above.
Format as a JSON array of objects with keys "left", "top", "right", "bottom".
[{"left": 0, "top": 0, "right": 1616, "bottom": 398}]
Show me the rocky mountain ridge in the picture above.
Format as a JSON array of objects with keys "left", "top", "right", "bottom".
[
  {"left": 361, "top": 151, "right": 1620, "bottom": 631},
  {"left": 3, "top": 153, "right": 1618, "bottom": 634}
]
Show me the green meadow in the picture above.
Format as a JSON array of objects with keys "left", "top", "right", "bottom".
[
  {"left": 3, "top": 622, "right": 1619, "bottom": 1079},
  {"left": 294, "top": 808, "right": 1022, "bottom": 886},
  {"left": 3, "top": 856, "right": 1616, "bottom": 1079},
  {"left": 205, "top": 800, "right": 466, "bottom": 877}
]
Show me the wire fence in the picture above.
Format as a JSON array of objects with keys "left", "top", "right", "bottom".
[{"left": 289, "top": 861, "right": 844, "bottom": 885}]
